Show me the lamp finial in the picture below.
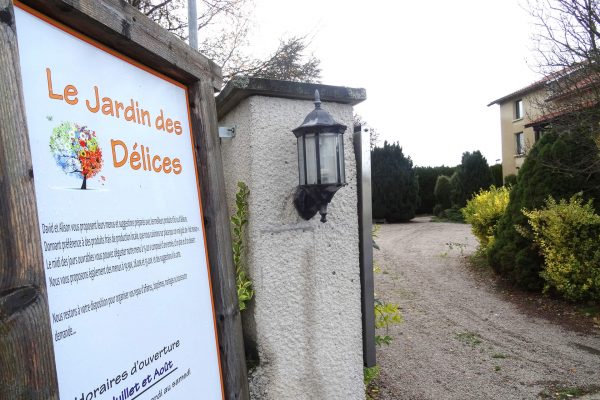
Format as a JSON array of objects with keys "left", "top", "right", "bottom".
[{"left": 314, "top": 90, "right": 321, "bottom": 109}]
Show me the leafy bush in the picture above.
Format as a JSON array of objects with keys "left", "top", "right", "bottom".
[
  {"left": 462, "top": 186, "right": 510, "bottom": 253},
  {"left": 523, "top": 195, "right": 600, "bottom": 301},
  {"left": 374, "top": 299, "right": 402, "bottom": 346},
  {"left": 231, "top": 182, "right": 254, "bottom": 311},
  {"left": 372, "top": 142, "right": 420, "bottom": 222},
  {"left": 488, "top": 130, "right": 600, "bottom": 290},
  {"left": 363, "top": 365, "right": 380, "bottom": 387}
]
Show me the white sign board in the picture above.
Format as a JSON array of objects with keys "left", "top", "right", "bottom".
[{"left": 15, "top": 4, "right": 224, "bottom": 399}]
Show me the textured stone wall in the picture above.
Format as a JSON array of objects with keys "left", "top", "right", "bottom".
[{"left": 219, "top": 95, "right": 364, "bottom": 400}]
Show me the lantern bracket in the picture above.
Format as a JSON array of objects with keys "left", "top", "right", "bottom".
[
  {"left": 218, "top": 126, "right": 236, "bottom": 138},
  {"left": 293, "top": 184, "right": 343, "bottom": 223}
]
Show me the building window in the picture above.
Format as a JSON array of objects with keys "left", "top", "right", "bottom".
[
  {"left": 515, "top": 99, "right": 524, "bottom": 120},
  {"left": 515, "top": 132, "right": 525, "bottom": 155}
]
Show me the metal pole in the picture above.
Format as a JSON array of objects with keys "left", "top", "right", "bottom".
[
  {"left": 188, "top": 0, "right": 198, "bottom": 50},
  {"left": 353, "top": 125, "right": 376, "bottom": 367}
]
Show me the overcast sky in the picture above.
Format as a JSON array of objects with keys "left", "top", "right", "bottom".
[{"left": 246, "top": 0, "right": 540, "bottom": 167}]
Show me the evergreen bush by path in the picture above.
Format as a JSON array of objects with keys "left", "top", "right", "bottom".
[{"left": 487, "top": 129, "right": 600, "bottom": 291}]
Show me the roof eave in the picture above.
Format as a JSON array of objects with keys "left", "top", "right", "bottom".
[{"left": 487, "top": 81, "right": 547, "bottom": 107}]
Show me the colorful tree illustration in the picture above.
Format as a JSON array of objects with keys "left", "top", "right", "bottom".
[{"left": 49, "top": 122, "right": 103, "bottom": 189}]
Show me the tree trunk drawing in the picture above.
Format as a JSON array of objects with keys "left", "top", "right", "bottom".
[{"left": 81, "top": 175, "right": 87, "bottom": 189}]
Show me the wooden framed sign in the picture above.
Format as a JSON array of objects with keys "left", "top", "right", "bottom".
[{"left": 13, "top": 3, "right": 224, "bottom": 399}]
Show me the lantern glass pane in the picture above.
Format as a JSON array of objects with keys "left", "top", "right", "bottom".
[
  {"left": 305, "top": 133, "right": 318, "bottom": 185},
  {"left": 319, "top": 133, "right": 338, "bottom": 184},
  {"left": 338, "top": 134, "right": 346, "bottom": 184},
  {"left": 297, "top": 136, "right": 305, "bottom": 185}
]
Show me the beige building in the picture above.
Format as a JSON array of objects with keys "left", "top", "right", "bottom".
[
  {"left": 489, "top": 63, "right": 598, "bottom": 179},
  {"left": 488, "top": 81, "right": 547, "bottom": 178}
]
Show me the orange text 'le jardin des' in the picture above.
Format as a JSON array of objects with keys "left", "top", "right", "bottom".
[{"left": 45, "top": 67, "right": 183, "bottom": 135}]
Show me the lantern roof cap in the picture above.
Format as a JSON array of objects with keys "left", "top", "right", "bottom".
[{"left": 292, "top": 90, "right": 347, "bottom": 136}]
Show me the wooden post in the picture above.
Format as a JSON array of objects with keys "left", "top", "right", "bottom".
[
  {"left": 0, "top": 0, "right": 59, "bottom": 398},
  {"left": 189, "top": 80, "right": 250, "bottom": 400}
]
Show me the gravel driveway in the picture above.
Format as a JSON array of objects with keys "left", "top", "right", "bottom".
[{"left": 374, "top": 217, "right": 600, "bottom": 400}]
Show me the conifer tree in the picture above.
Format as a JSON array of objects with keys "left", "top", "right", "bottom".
[
  {"left": 372, "top": 142, "right": 420, "bottom": 222},
  {"left": 451, "top": 151, "right": 492, "bottom": 208}
]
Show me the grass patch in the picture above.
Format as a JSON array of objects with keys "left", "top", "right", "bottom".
[
  {"left": 539, "top": 384, "right": 600, "bottom": 399},
  {"left": 364, "top": 365, "right": 380, "bottom": 400},
  {"left": 467, "top": 251, "right": 489, "bottom": 269},
  {"left": 492, "top": 353, "right": 507, "bottom": 359},
  {"left": 455, "top": 331, "right": 482, "bottom": 347},
  {"left": 577, "top": 303, "right": 600, "bottom": 318}
]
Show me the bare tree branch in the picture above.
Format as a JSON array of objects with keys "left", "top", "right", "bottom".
[
  {"left": 527, "top": 0, "right": 600, "bottom": 180},
  {"left": 125, "top": 0, "right": 322, "bottom": 85}
]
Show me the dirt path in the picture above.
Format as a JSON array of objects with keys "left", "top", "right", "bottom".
[{"left": 374, "top": 217, "right": 600, "bottom": 400}]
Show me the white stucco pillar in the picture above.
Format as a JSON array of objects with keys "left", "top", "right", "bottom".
[{"left": 217, "top": 78, "right": 367, "bottom": 400}]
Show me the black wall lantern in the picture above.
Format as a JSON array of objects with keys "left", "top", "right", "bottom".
[{"left": 293, "top": 90, "right": 347, "bottom": 223}]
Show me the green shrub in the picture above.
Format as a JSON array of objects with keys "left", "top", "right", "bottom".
[
  {"left": 462, "top": 186, "right": 510, "bottom": 253},
  {"left": 488, "top": 130, "right": 600, "bottom": 290},
  {"left": 441, "top": 207, "right": 465, "bottom": 223},
  {"left": 374, "top": 299, "right": 402, "bottom": 346},
  {"left": 434, "top": 175, "right": 452, "bottom": 212},
  {"left": 364, "top": 365, "right": 380, "bottom": 386},
  {"left": 523, "top": 195, "right": 600, "bottom": 301},
  {"left": 449, "top": 171, "right": 464, "bottom": 208},
  {"left": 415, "top": 165, "right": 456, "bottom": 214},
  {"left": 231, "top": 182, "right": 254, "bottom": 311}
]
